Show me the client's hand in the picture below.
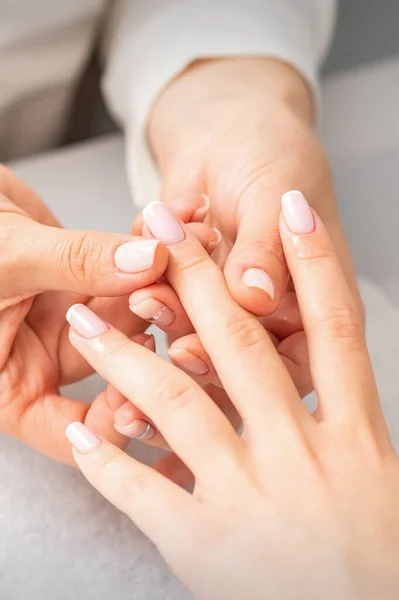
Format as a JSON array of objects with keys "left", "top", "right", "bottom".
[
  {"left": 66, "top": 192, "right": 398, "bottom": 600},
  {"left": 0, "top": 165, "right": 171, "bottom": 463}
]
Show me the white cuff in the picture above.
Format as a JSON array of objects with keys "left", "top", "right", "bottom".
[{"left": 102, "top": 0, "right": 337, "bottom": 207}]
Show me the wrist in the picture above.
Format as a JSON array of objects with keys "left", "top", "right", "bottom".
[{"left": 148, "top": 58, "right": 314, "bottom": 163}]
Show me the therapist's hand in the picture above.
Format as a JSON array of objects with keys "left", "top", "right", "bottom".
[
  {"left": 0, "top": 165, "right": 170, "bottom": 463},
  {"left": 66, "top": 193, "right": 398, "bottom": 600},
  {"left": 142, "top": 58, "right": 360, "bottom": 313}
]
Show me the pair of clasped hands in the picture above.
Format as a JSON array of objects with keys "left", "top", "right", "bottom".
[
  {"left": 2, "top": 57, "right": 399, "bottom": 597},
  {"left": 63, "top": 193, "right": 399, "bottom": 600},
  {"left": 3, "top": 165, "right": 399, "bottom": 598}
]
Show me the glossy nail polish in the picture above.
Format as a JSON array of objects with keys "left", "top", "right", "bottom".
[
  {"left": 129, "top": 298, "right": 175, "bottom": 327},
  {"left": 66, "top": 304, "right": 109, "bottom": 339},
  {"left": 114, "top": 239, "right": 159, "bottom": 273},
  {"left": 242, "top": 268, "right": 275, "bottom": 299},
  {"left": 143, "top": 201, "right": 185, "bottom": 245},
  {"left": 281, "top": 190, "right": 315, "bottom": 234},
  {"left": 66, "top": 422, "right": 101, "bottom": 453}
]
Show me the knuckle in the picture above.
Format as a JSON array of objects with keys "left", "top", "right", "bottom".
[
  {"left": 174, "top": 251, "right": 210, "bottom": 275},
  {"left": 297, "top": 246, "right": 336, "bottom": 267},
  {"left": 154, "top": 371, "right": 196, "bottom": 413},
  {"left": 95, "top": 451, "right": 150, "bottom": 498},
  {"left": 240, "top": 234, "right": 287, "bottom": 273},
  {"left": 224, "top": 314, "right": 266, "bottom": 350},
  {"left": 320, "top": 306, "right": 363, "bottom": 341},
  {"left": 57, "top": 232, "right": 104, "bottom": 282},
  {"left": 98, "top": 338, "right": 132, "bottom": 361}
]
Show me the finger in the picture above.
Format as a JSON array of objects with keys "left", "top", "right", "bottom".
[
  {"left": 142, "top": 218, "right": 221, "bottom": 255},
  {"left": 259, "top": 290, "right": 303, "bottom": 339},
  {"left": 169, "top": 333, "right": 222, "bottom": 386},
  {"left": 59, "top": 295, "right": 146, "bottom": 383},
  {"left": 2, "top": 217, "right": 168, "bottom": 298},
  {"left": 11, "top": 388, "right": 126, "bottom": 466},
  {"left": 66, "top": 304, "right": 243, "bottom": 481},
  {"left": 113, "top": 400, "right": 169, "bottom": 450},
  {"left": 170, "top": 331, "right": 312, "bottom": 397},
  {"left": 152, "top": 452, "right": 194, "bottom": 488},
  {"left": 277, "top": 332, "right": 312, "bottom": 398},
  {"left": 129, "top": 283, "right": 193, "bottom": 338},
  {"left": 185, "top": 222, "right": 221, "bottom": 254},
  {"left": 143, "top": 201, "right": 314, "bottom": 442},
  {"left": 132, "top": 192, "right": 210, "bottom": 235},
  {"left": 7, "top": 333, "right": 157, "bottom": 464},
  {"left": 66, "top": 424, "right": 199, "bottom": 549},
  {"left": 224, "top": 200, "right": 288, "bottom": 316},
  {"left": 280, "top": 190, "right": 384, "bottom": 426}
]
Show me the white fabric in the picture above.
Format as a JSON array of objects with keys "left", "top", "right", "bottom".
[{"left": 0, "top": 0, "right": 336, "bottom": 196}]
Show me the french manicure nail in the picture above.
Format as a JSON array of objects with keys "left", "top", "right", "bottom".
[
  {"left": 129, "top": 298, "right": 175, "bottom": 327},
  {"left": 114, "top": 239, "right": 159, "bottom": 273},
  {"left": 114, "top": 419, "right": 156, "bottom": 440},
  {"left": 281, "top": 190, "right": 315, "bottom": 234},
  {"left": 143, "top": 201, "right": 185, "bottom": 245},
  {"left": 66, "top": 422, "right": 101, "bottom": 453},
  {"left": 207, "top": 228, "right": 222, "bottom": 254},
  {"left": 66, "top": 304, "right": 109, "bottom": 339},
  {"left": 242, "top": 268, "right": 275, "bottom": 300},
  {"left": 169, "top": 348, "right": 209, "bottom": 375},
  {"left": 192, "top": 193, "right": 211, "bottom": 222}
]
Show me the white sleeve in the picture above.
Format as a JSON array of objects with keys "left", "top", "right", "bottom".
[{"left": 101, "top": 0, "right": 337, "bottom": 207}]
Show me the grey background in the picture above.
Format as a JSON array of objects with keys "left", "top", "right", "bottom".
[{"left": 325, "top": 0, "right": 399, "bottom": 73}]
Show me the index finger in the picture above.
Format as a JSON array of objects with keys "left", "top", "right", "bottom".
[{"left": 143, "top": 202, "right": 314, "bottom": 442}]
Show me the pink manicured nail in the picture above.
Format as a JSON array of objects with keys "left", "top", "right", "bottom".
[
  {"left": 242, "top": 268, "right": 275, "bottom": 299},
  {"left": 66, "top": 422, "right": 101, "bottom": 453},
  {"left": 114, "top": 403, "right": 156, "bottom": 440},
  {"left": 114, "top": 239, "right": 159, "bottom": 273},
  {"left": 114, "top": 419, "right": 156, "bottom": 440},
  {"left": 129, "top": 298, "right": 175, "bottom": 327},
  {"left": 143, "top": 201, "right": 185, "bottom": 245},
  {"left": 281, "top": 190, "right": 315, "bottom": 234},
  {"left": 169, "top": 348, "right": 209, "bottom": 375},
  {"left": 192, "top": 193, "right": 211, "bottom": 222},
  {"left": 207, "top": 228, "right": 222, "bottom": 254},
  {"left": 66, "top": 304, "right": 109, "bottom": 339}
]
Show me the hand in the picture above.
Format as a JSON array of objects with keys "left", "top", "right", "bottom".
[
  {"left": 132, "top": 57, "right": 361, "bottom": 394},
  {"left": 65, "top": 193, "right": 397, "bottom": 600},
  {"left": 0, "top": 165, "right": 171, "bottom": 463}
]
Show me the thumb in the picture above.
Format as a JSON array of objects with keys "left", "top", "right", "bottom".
[
  {"left": 223, "top": 203, "right": 289, "bottom": 316},
  {"left": 1, "top": 215, "right": 169, "bottom": 300}
]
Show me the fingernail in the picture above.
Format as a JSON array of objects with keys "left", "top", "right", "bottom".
[
  {"left": 207, "top": 228, "right": 222, "bottom": 254},
  {"left": 114, "top": 239, "right": 159, "bottom": 273},
  {"left": 66, "top": 422, "right": 101, "bottom": 453},
  {"left": 281, "top": 190, "right": 315, "bottom": 234},
  {"left": 129, "top": 298, "right": 175, "bottom": 327},
  {"left": 242, "top": 268, "right": 275, "bottom": 300},
  {"left": 66, "top": 304, "right": 109, "bottom": 339},
  {"left": 169, "top": 348, "right": 209, "bottom": 375},
  {"left": 114, "top": 404, "right": 156, "bottom": 440},
  {"left": 192, "top": 193, "right": 211, "bottom": 222},
  {"left": 143, "top": 201, "right": 185, "bottom": 245}
]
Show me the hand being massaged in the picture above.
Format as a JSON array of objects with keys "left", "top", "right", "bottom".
[{"left": 65, "top": 192, "right": 399, "bottom": 600}]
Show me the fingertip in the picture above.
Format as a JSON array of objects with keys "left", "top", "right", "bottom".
[
  {"left": 131, "top": 212, "right": 144, "bottom": 235},
  {"left": 168, "top": 347, "right": 209, "bottom": 376},
  {"left": 224, "top": 263, "right": 281, "bottom": 317}
]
